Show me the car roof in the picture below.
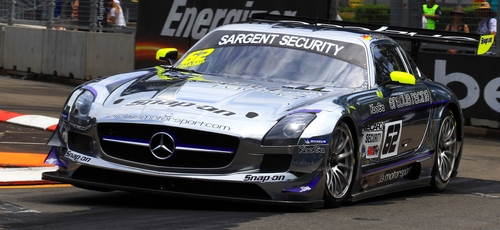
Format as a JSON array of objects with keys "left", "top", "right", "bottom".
[{"left": 212, "top": 21, "right": 392, "bottom": 48}]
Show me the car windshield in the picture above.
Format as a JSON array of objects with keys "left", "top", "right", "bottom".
[{"left": 173, "top": 31, "right": 368, "bottom": 89}]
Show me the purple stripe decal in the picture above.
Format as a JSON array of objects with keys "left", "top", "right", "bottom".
[
  {"left": 82, "top": 86, "right": 98, "bottom": 101},
  {"left": 44, "top": 146, "right": 68, "bottom": 167},
  {"left": 288, "top": 109, "right": 322, "bottom": 115},
  {"left": 283, "top": 174, "right": 321, "bottom": 193}
]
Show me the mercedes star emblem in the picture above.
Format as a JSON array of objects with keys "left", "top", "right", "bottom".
[{"left": 149, "top": 132, "right": 175, "bottom": 160}]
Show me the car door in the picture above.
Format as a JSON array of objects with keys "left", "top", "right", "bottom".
[{"left": 357, "top": 41, "right": 431, "bottom": 165}]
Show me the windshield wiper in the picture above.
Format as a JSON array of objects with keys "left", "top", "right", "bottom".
[{"left": 168, "top": 66, "right": 202, "bottom": 74}]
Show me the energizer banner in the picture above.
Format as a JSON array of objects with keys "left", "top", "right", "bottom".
[
  {"left": 135, "top": 0, "right": 329, "bottom": 69},
  {"left": 417, "top": 52, "right": 500, "bottom": 127}
]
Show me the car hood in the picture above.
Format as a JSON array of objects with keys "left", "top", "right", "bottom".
[{"left": 97, "top": 72, "right": 352, "bottom": 122}]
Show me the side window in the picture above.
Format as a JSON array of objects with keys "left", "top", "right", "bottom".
[{"left": 372, "top": 44, "right": 407, "bottom": 85}]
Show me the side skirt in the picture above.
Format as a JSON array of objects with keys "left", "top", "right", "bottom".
[{"left": 349, "top": 177, "right": 432, "bottom": 202}]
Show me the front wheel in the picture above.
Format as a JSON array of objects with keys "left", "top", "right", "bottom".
[
  {"left": 430, "top": 108, "right": 458, "bottom": 192},
  {"left": 324, "top": 122, "right": 356, "bottom": 208}
]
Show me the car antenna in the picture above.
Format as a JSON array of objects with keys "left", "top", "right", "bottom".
[{"left": 315, "top": 8, "right": 318, "bottom": 25}]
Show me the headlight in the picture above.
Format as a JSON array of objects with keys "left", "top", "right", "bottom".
[
  {"left": 71, "top": 90, "right": 95, "bottom": 118},
  {"left": 263, "top": 113, "right": 316, "bottom": 146}
]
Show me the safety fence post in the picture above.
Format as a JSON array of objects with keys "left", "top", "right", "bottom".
[
  {"left": 90, "top": 0, "right": 98, "bottom": 32},
  {"left": 46, "top": 0, "right": 55, "bottom": 29},
  {"left": 7, "top": 0, "right": 15, "bottom": 26}
]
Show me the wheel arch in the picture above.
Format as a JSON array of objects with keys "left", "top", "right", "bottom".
[
  {"left": 443, "top": 101, "right": 464, "bottom": 178},
  {"left": 443, "top": 102, "right": 464, "bottom": 142},
  {"left": 338, "top": 115, "right": 359, "bottom": 152}
]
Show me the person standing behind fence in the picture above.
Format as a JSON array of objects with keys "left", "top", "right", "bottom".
[
  {"left": 474, "top": 2, "right": 497, "bottom": 36},
  {"left": 423, "top": 0, "right": 441, "bottom": 30},
  {"left": 445, "top": 6, "right": 469, "bottom": 33},
  {"left": 108, "top": 0, "right": 126, "bottom": 30},
  {"left": 445, "top": 6, "right": 469, "bottom": 54}
]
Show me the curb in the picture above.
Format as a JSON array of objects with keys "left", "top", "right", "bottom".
[
  {"left": 0, "top": 166, "right": 60, "bottom": 186},
  {"left": 0, "top": 110, "right": 58, "bottom": 132},
  {"left": 0, "top": 110, "right": 61, "bottom": 186}
]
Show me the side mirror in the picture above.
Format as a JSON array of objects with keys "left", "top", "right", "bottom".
[
  {"left": 156, "top": 48, "right": 178, "bottom": 65},
  {"left": 390, "top": 71, "right": 416, "bottom": 85}
]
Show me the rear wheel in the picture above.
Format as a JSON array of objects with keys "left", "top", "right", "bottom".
[
  {"left": 430, "top": 109, "right": 458, "bottom": 192},
  {"left": 324, "top": 122, "right": 356, "bottom": 208}
]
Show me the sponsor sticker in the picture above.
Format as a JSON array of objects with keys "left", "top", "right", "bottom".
[
  {"left": 363, "top": 122, "right": 384, "bottom": 131},
  {"left": 298, "top": 145, "right": 326, "bottom": 154},
  {"left": 217, "top": 33, "right": 345, "bottom": 56},
  {"left": 378, "top": 165, "right": 412, "bottom": 184},
  {"left": 361, "top": 130, "right": 382, "bottom": 159},
  {"left": 64, "top": 151, "right": 92, "bottom": 163},
  {"left": 125, "top": 99, "right": 236, "bottom": 116},
  {"left": 105, "top": 114, "right": 231, "bottom": 131},
  {"left": 369, "top": 102, "right": 385, "bottom": 115},
  {"left": 304, "top": 139, "right": 328, "bottom": 144},
  {"left": 244, "top": 174, "right": 286, "bottom": 183},
  {"left": 388, "top": 90, "right": 430, "bottom": 110}
]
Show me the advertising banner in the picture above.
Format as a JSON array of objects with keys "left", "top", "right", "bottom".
[
  {"left": 417, "top": 52, "right": 500, "bottom": 126},
  {"left": 135, "top": 0, "right": 330, "bottom": 69}
]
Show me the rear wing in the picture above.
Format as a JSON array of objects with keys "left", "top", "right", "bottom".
[{"left": 250, "top": 13, "right": 494, "bottom": 60}]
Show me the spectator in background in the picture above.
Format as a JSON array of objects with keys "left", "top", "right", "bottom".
[
  {"left": 423, "top": 0, "right": 441, "bottom": 30},
  {"left": 60, "top": 0, "right": 73, "bottom": 19},
  {"left": 445, "top": 6, "right": 469, "bottom": 33},
  {"left": 108, "top": 0, "right": 126, "bottom": 29},
  {"left": 445, "top": 6, "right": 469, "bottom": 54},
  {"left": 474, "top": 1, "right": 497, "bottom": 36},
  {"left": 71, "top": 0, "right": 79, "bottom": 20}
]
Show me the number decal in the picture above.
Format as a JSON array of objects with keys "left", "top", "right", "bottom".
[
  {"left": 178, "top": 48, "right": 214, "bottom": 68},
  {"left": 380, "top": 120, "right": 402, "bottom": 159}
]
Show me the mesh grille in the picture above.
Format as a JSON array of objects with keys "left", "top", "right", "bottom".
[{"left": 97, "top": 123, "right": 239, "bottom": 168}]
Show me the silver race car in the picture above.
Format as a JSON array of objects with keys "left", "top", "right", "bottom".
[{"left": 43, "top": 15, "right": 493, "bottom": 209}]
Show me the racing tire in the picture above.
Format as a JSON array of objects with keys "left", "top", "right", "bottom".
[
  {"left": 430, "top": 108, "right": 458, "bottom": 192},
  {"left": 324, "top": 122, "right": 356, "bottom": 208}
]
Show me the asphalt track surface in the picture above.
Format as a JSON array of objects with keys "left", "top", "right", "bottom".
[{"left": 0, "top": 75, "right": 499, "bottom": 229}]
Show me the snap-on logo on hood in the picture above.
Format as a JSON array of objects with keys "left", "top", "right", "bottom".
[{"left": 125, "top": 99, "right": 236, "bottom": 116}]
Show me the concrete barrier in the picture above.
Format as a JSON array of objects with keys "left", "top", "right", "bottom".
[
  {"left": 3, "top": 26, "right": 44, "bottom": 73},
  {"left": 42, "top": 29, "right": 87, "bottom": 79},
  {"left": 1, "top": 25, "right": 135, "bottom": 80},
  {"left": 85, "top": 32, "right": 135, "bottom": 80}
]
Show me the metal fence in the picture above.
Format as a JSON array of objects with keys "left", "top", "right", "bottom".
[
  {"left": 1, "top": 0, "right": 495, "bottom": 33},
  {"left": 0, "top": 0, "right": 137, "bottom": 33},
  {"left": 334, "top": 0, "right": 499, "bottom": 55}
]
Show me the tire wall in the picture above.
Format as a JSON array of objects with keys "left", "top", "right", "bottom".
[{"left": 1, "top": 25, "right": 134, "bottom": 80}]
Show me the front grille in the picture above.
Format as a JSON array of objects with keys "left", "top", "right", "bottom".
[
  {"left": 97, "top": 123, "right": 239, "bottom": 168},
  {"left": 72, "top": 166, "right": 272, "bottom": 200}
]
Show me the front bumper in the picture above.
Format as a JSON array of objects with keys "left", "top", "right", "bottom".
[{"left": 42, "top": 166, "right": 325, "bottom": 209}]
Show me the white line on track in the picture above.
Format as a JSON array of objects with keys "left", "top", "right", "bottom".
[
  {"left": 0, "top": 201, "right": 40, "bottom": 213},
  {"left": 0, "top": 142, "right": 47, "bottom": 145}
]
